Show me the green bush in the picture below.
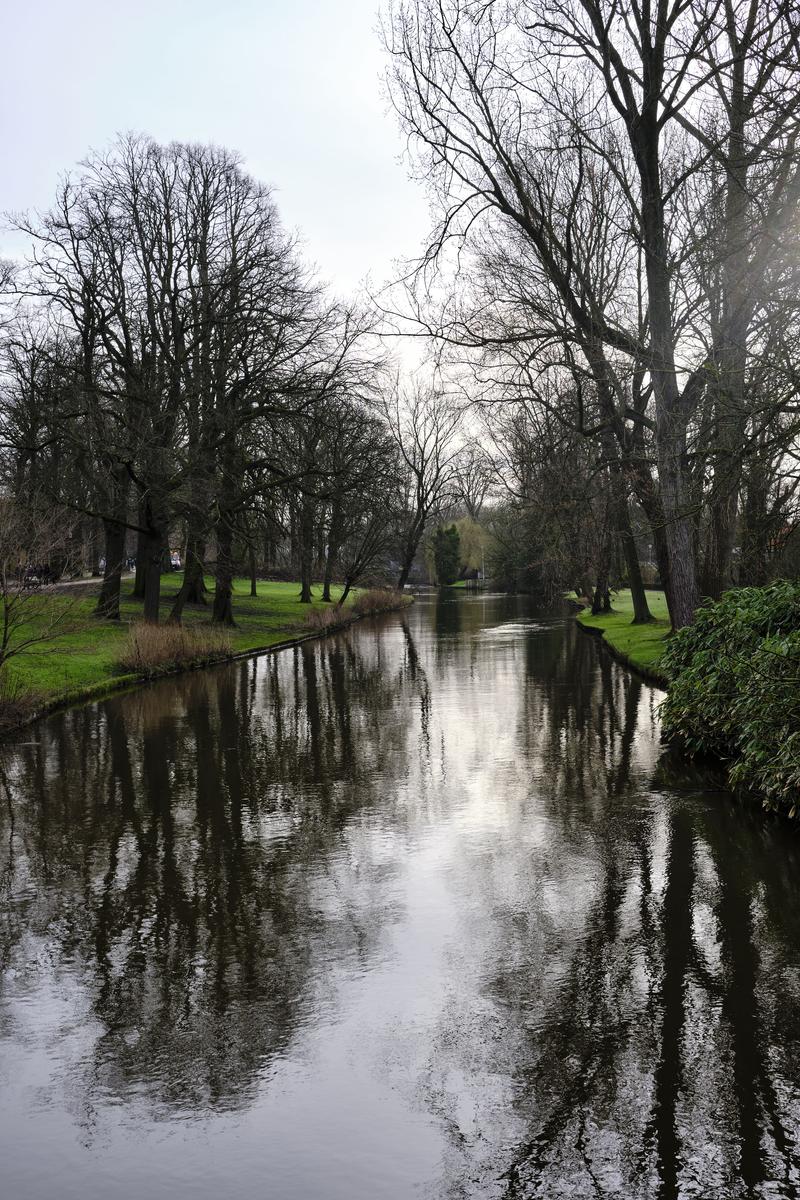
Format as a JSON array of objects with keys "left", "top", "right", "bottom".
[
  {"left": 727, "top": 632, "right": 800, "bottom": 809},
  {"left": 660, "top": 581, "right": 800, "bottom": 813}
]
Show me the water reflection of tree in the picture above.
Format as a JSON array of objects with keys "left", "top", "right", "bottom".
[
  {"left": 412, "top": 621, "right": 800, "bottom": 1199},
  {"left": 489, "top": 633, "right": 800, "bottom": 1198},
  {"left": 434, "top": 591, "right": 463, "bottom": 647},
  {"left": 0, "top": 625, "right": 423, "bottom": 1115},
  {"left": 512, "top": 621, "right": 654, "bottom": 828},
  {"left": 3, "top": 603, "right": 800, "bottom": 1197}
]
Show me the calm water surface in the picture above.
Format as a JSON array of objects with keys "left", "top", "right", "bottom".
[{"left": 2, "top": 593, "right": 800, "bottom": 1199}]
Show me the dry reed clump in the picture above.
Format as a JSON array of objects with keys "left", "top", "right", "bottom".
[
  {"left": 302, "top": 588, "right": 409, "bottom": 632},
  {"left": 0, "top": 670, "right": 39, "bottom": 730},
  {"left": 303, "top": 605, "right": 348, "bottom": 631},
  {"left": 117, "top": 623, "right": 234, "bottom": 675},
  {"left": 351, "top": 588, "right": 409, "bottom": 616}
]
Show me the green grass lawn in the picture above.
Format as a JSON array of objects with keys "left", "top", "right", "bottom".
[
  {"left": 575, "top": 588, "right": 671, "bottom": 675},
  {"left": 6, "top": 576, "right": 356, "bottom": 707}
]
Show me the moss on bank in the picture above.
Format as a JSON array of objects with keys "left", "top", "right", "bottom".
[{"left": 573, "top": 589, "right": 671, "bottom": 682}]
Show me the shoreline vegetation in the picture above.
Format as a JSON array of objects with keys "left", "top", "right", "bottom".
[
  {"left": 0, "top": 580, "right": 411, "bottom": 733},
  {"left": 660, "top": 583, "right": 800, "bottom": 817},
  {"left": 573, "top": 589, "right": 671, "bottom": 686},
  {"left": 574, "top": 582, "right": 800, "bottom": 817}
]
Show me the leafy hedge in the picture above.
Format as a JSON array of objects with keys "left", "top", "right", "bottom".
[{"left": 660, "top": 581, "right": 800, "bottom": 814}]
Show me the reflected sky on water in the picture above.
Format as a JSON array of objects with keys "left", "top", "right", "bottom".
[{"left": 1, "top": 593, "right": 800, "bottom": 1199}]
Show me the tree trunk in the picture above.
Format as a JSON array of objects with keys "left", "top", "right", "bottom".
[
  {"left": 141, "top": 529, "right": 164, "bottom": 623},
  {"left": 322, "top": 502, "right": 342, "bottom": 604},
  {"left": 249, "top": 541, "right": 257, "bottom": 598},
  {"left": 263, "top": 529, "right": 276, "bottom": 574},
  {"left": 94, "top": 519, "right": 126, "bottom": 621},
  {"left": 299, "top": 495, "right": 315, "bottom": 603},
  {"left": 635, "top": 114, "right": 701, "bottom": 628},
  {"left": 89, "top": 520, "right": 102, "bottom": 577},
  {"left": 397, "top": 562, "right": 411, "bottom": 591},
  {"left": 700, "top": 338, "right": 747, "bottom": 600},
  {"left": 701, "top": 486, "right": 739, "bottom": 599},
  {"left": 601, "top": 428, "right": 652, "bottom": 624},
  {"left": 289, "top": 505, "right": 300, "bottom": 578},
  {"left": 168, "top": 535, "right": 207, "bottom": 623},
  {"left": 185, "top": 538, "right": 208, "bottom": 603},
  {"left": 657, "top": 443, "right": 699, "bottom": 629},
  {"left": 623, "top": 457, "right": 672, "bottom": 623},
  {"left": 322, "top": 537, "right": 338, "bottom": 603},
  {"left": 700, "top": 65, "right": 753, "bottom": 603},
  {"left": 212, "top": 518, "right": 236, "bottom": 626},
  {"left": 336, "top": 578, "right": 353, "bottom": 608},
  {"left": 620, "top": 509, "right": 652, "bottom": 624},
  {"left": 591, "top": 575, "right": 610, "bottom": 615},
  {"left": 133, "top": 509, "right": 149, "bottom": 599},
  {"left": 397, "top": 528, "right": 421, "bottom": 591},
  {"left": 739, "top": 467, "right": 770, "bottom": 586}
]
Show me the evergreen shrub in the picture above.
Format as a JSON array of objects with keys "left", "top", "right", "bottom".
[{"left": 661, "top": 581, "right": 800, "bottom": 813}]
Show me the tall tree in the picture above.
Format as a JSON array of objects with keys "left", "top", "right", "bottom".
[
  {"left": 384, "top": 0, "right": 800, "bottom": 625},
  {"left": 383, "top": 381, "right": 461, "bottom": 590}
]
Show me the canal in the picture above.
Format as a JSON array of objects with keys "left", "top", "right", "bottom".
[{"left": 1, "top": 592, "right": 799, "bottom": 1198}]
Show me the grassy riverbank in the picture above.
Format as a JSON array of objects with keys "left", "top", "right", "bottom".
[
  {"left": 3, "top": 577, "right": 407, "bottom": 719},
  {"left": 575, "top": 589, "right": 671, "bottom": 679}
]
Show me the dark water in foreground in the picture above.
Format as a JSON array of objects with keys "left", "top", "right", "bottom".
[{"left": 1, "top": 593, "right": 800, "bottom": 1199}]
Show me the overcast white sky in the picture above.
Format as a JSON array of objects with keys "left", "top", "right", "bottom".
[{"left": 0, "top": 0, "right": 430, "bottom": 296}]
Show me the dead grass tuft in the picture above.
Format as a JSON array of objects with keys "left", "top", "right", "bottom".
[
  {"left": 351, "top": 588, "right": 410, "bottom": 616},
  {"left": 303, "top": 606, "right": 344, "bottom": 632},
  {"left": 117, "top": 623, "right": 234, "bottom": 675},
  {"left": 302, "top": 588, "right": 410, "bottom": 633},
  {"left": 0, "top": 670, "right": 40, "bottom": 730}
]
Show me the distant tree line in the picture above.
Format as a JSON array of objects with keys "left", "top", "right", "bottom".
[{"left": 0, "top": 136, "right": 465, "bottom": 625}]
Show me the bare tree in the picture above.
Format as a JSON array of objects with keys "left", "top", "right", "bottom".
[
  {"left": 452, "top": 441, "right": 492, "bottom": 521},
  {"left": 382, "top": 380, "right": 461, "bottom": 589},
  {"left": 384, "top": 0, "right": 800, "bottom": 625}
]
